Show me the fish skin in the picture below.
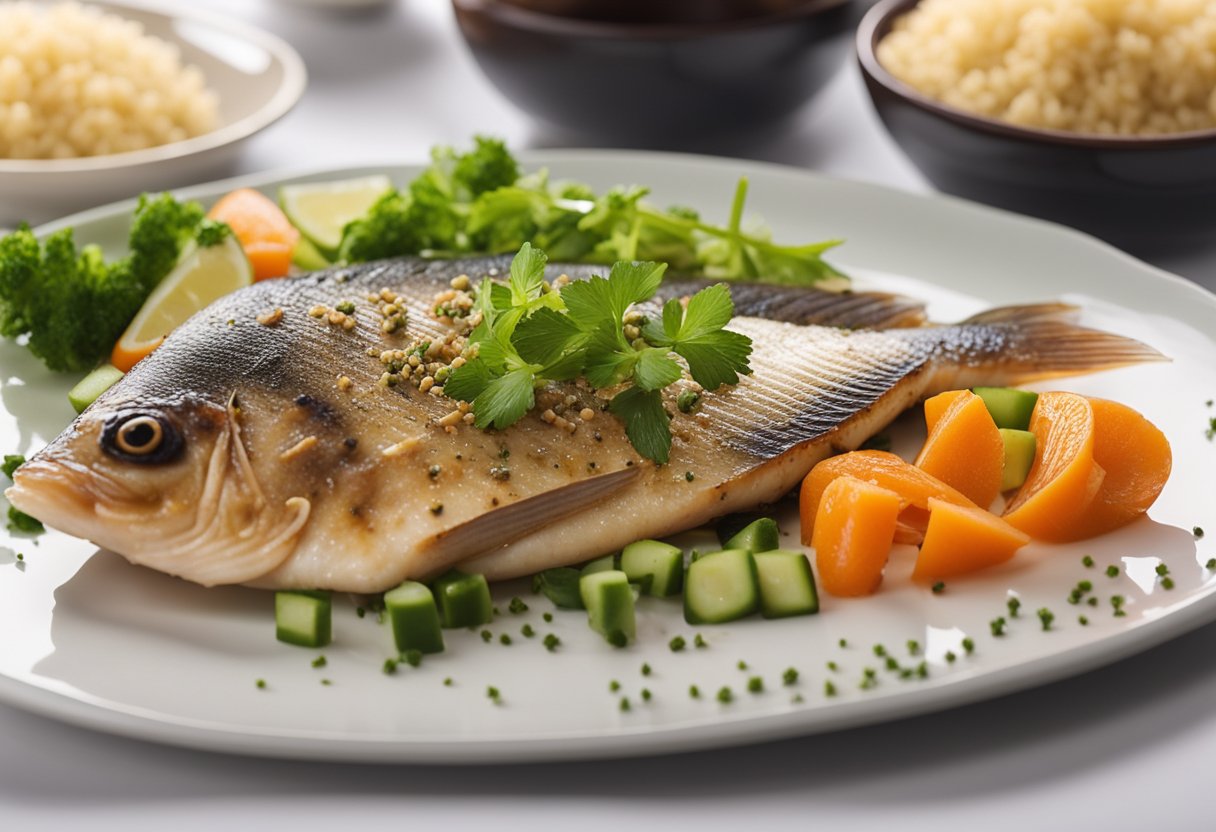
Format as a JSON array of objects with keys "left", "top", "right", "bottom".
[{"left": 4, "top": 257, "right": 1164, "bottom": 591}]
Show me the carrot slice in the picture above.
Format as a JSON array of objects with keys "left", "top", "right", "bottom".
[
  {"left": 812, "top": 476, "right": 902, "bottom": 597},
  {"left": 915, "top": 390, "right": 1005, "bottom": 509},
  {"left": 1002, "top": 392, "right": 1105, "bottom": 541},
  {"left": 912, "top": 498, "right": 1031, "bottom": 581},
  {"left": 1062, "top": 398, "right": 1171, "bottom": 540},
  {"left": 799, "top": 450, "right": 976, "bottom": 545},
  {"left": 207, "top": 188, "right": 300, "bottom": 281}
]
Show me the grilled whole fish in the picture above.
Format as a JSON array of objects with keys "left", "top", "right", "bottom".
[{"left": 6, "top": 257, "right": 1163, "bottom": 591}]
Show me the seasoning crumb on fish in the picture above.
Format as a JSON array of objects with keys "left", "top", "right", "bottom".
[
  {"left": 3, "top": 255, "right": 1166, "bottom": 592},
  {"left": 256, "top": 308, "right": 283, "bottom": 327}
]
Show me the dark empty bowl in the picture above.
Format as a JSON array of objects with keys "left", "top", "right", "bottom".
[
  {"left": 452, "top": 0, "right": 859, "bottom": 142},
  {"left": 858, "top": 0, "right": 1216, "bottom": 254}
]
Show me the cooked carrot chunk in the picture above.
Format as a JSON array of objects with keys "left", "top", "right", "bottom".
[
  {"left": 915, "top": 389, "right": 1005, "bottom": 509},
  {"left": 208, "top": 188, "right": 300, "bottom": 281},
  {"left": 913, "top": 498, "right": 1031, "bottom": 581},
  {"left": 812, "top": 475, "right": 903, "bottom": 597},
  {"left": 1003, "top": 392, "right": 1105, "bottom": 541}
]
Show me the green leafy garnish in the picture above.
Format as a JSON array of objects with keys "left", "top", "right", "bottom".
[
  {"left": 2, "top": 454, "right": 24, "bottom": 480},
  {"left": 7, "top": 506, "right": 43, "bottom": 534},
  {"left": 336, "top": 139, "right": 844, "bottom": 286},
  {"left": 445, "top": 244, "right": 753, "bottom": 463}
]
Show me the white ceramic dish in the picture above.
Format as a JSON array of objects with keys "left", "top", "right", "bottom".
[
  {"left": 2, "top": 151, "right": 1215, "bottom": 763},
  {"left": 0, "top": 0, "right": 306, "bottom": 224}
]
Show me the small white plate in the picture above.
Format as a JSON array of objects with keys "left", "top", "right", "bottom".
[
  {"left": 2, "top": 151, "right": 1216, "bottom": 763},
  {"left": 0, "top": 0, "right": 306, "bottom": 224}
]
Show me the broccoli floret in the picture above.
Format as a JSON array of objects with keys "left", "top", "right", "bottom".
[
  {"left": 0, "top": 193, "right": 213, "bottom": 372},
  {"left": 337, "top": 189, "right": 424, "bottom": 263},
  {"left": 452, "top": 135, "right": 520, "bottom": 197},
  {"left": 195, "top": 218, "right": 232, "bottom": 248}
]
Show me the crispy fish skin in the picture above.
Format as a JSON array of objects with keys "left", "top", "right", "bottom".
[{"left": 5, "top": 257, "right": 1164, "bottom": 591}]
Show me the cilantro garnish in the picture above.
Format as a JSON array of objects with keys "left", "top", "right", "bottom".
[{"left": 445, "top": 244, "right": 753, "bottom": 463}]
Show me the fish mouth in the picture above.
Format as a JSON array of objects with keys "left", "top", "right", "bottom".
[{"left": 8, "top": 401, "right": 312, "bottom": 587}]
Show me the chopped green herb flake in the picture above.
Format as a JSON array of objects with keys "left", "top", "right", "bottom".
[
  {"left": 487, "top": 686, "right": 502, "bottom": 704},
  {"left": 1162, "top": 576, "right": 1175, "bottom": 590},
  {"left": 1037, "top": 608, "right": 1055, "bottom": 631},
  {"left": 945, "top": 651, "right": 957, "bottom": 664},
  {"left": 782, "top": 667, "right": 799, "bottom": 686},
  {"left": 792, "top": 693, "right": 805, "bottom": 704},
  {"left": 382, "top": 658, "right": 398, "bottom": 675},
  {"left": 931, "top": 581, "right": 945, "bottom": 594},
  {"left": 1087, "top": 596, "right": 1099, "bottom": 607},
  {"left": 669, "top": 635, "right": 686, "bottom": 652},
  {"left": 1079, "top": 615, "right": 1089, "bottom": 626},
  {"left": 321, "top": 678, "right": 332, "bottom": 686},
  {"left": 747, "top": 676, "right": 764, "bottom": 694},
  {"left": 1007, "top": 597, "right": 1022, "bottom": 617},
  {"left": 609, "top": 680, "right": 621, "bottom": 692},
  {"left": 1082, "top": 555, "right": 1095, "bottom": 568},
  {"left": 1155, "top": 563, "right": 1170, "bottom": 577},
  {"left": 356, "top": 606, "right": 366, "bottom": 619},
  {"left": 543, "top": 612, "right": 554, "bottom": 623},
  {"left": 838, "top": 638, "right": 848, "bottom": 648},
  {"left": 499, "top": 634, "right": 512, "bottom": 646},
  {"left": 990, "top": 617, "right": 1007, "bottom": 636},
  {"left": 826, "top": 661, "right": 839, "bottom": 672},
  {"left": 620, "top": 697, "right": 631, "bottom": 712},
  {"left": 824, "top": 680, "right": 838, "bottom": 697},
  {"left": 543, "top": 633, "right": 561, "bottom": 652},
  {"left": 1106, "top": 565, "right": 1120, "bottom": 578},
  {"left": 884, "top": 657, "right": 899, "bottom": 671},
  {"left": 1194, "top": 526, "right": 1206, "bottom": 540},
  {"left": 1207, "top": 558, "right": 1216, "bottom": 570},
  {"left": 641, "top": 688, "right": 652, "bottom": 702},
  {"left": 2, "top": 454, "right": 24, "bottom": 479},
  {"left": 1078, "top": 580, "right": 1093, "bottom": 592},
  {"left": 872, "top": 644, "right": 887, "bottom": 657},
  {"left": 444, "top": 677, "right": 453, "bottom": 686},
  {"left": 906, "top": 639, "right": 921, "bottom": 656},
  {"left": 717, "top": 686, "right": 734, "bottom": 704},
  {"left": 6, "top": 507, "right": 44, "bottom": 534},
  {"left": 521, "top": 624, "right": 535, "bottom": 638},
  {"left": 684, "top": 471, "right": 695, "bottom": 482},
  {"left": 962, "top": 637, "right": 975, "bottom": 655},
  {"left": 255, "top": 678, "right": 267, "bottom": 690},
  {"left": 641, "top": 663, "right": 652, "bottom": 676},
  {"left": 311, "top": 655, "right": 327, "bottom": 669},
  {"left": 607, "top": 629, "right": 629, "bottom": 648},
  {"left": 736, "top": 660, "right": 748, "bottom": 671},
  {"left": 403, "top": 649, "right": 423, "bottom": 667},
  {"left": 694, "top": 633, "right": 708, "bottom": 649},
  {"left": 508, "top": 596, "right": 529, "bottom": 614},
  {"left": 916, "top": 661, "right": 929, "bottom": 679},
  {"left": 480, "top": 629, "right": 492, "bottom": 643}
]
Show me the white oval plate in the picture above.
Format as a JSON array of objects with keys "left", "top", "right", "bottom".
[
  {"left": 2, "top": 151, "right": 1215, "bottom": 763},
  {"left": 0, "top": 0, "right": 306, "bottom": 224}
]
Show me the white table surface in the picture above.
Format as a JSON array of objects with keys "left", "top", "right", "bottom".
[{"left": 4, "top": 2, "right": 1216, "bottom": 829}]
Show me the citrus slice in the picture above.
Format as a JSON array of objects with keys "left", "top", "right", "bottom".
[
  {"left": 279, "top": 175, "right": 393, "bottom": 258},
  {"left": 110, "top": 234, "right": 253, "bottom": 372}
]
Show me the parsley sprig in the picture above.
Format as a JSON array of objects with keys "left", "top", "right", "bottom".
[{"left": 444, "top": 244, "right": 753, "bottom": 463}]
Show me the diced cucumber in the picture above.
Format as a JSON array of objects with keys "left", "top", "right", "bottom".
[
  {"left": 722, "top": 517, "right": 780, "bottom": 554},
  {"left": 973, "top": 387, "right": 1039, "bottom": 430},
  {"left": 999, "top": 428, "right": 1037, "bottom": 491},
  {"left": 684, "top": 549, "right": 760, "bottom": 625},
  {"left": 68, "top": 364, "right": 124, "bottom": 414},
  {"left": 754, "top": 550, "right": 819, "bottom": 619},
  {"left": 579, "top": 569, "right": 636, "bottom": 646},
  {"left": 431, "top": 569, "right": 493, "bottom": 629},
  {"left": 620, "top": 539, "right": 684, "bottom": 596},
  {"left": 291, "top": 236, "right": 331, "bottom": 271},
  {"left": 275, "top": 590, "right": 332, "bottom": 648},
  {"left": 533, "top": 567, "right": 584, "bottom": 609},
  {"left": 580, "top": 554, "right": 618, "bottom": 575},
  {"left": 715, "top": 512, "right": 766, "bottom": 546},
  {"left": 384, "top": 581, "right": 445, "bottom": 654}
]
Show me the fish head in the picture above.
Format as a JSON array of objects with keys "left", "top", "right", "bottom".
[{"left": 5, "top": 389, "right": 310, "bottom": 586}]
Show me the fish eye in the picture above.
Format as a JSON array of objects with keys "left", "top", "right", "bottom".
[{"left": 101, "top": 412, "right": 183, "bottom": 464}]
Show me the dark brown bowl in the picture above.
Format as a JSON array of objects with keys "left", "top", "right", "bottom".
[
  {"left": 452, "top": 0, "right": 860, "bottom": 142},
  {"left": 858, "top": 0, "right": 1216, "bottom": 254}
]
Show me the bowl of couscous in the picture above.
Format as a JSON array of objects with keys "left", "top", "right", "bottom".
[
  {"left": 0, "top": 1, "right": 306, "bottom": 224},
  {"left": 857, "top": 0, "right": 1216, "bottom": 252}
]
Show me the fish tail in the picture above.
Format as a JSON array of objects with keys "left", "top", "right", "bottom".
[{"left": 907, "top": 303, "right": 1168, "bottom": 387}]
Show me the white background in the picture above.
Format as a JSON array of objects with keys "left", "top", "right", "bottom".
[{"left": 3, "top": 1, "right": 1216, "bottom": 829}]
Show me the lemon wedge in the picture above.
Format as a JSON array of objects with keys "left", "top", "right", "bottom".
[
  {"left": 279, "top": 175, "right": 393, "bottom": 258},
  {"left": 110, "top": 234, "right": 252, "bottom": 372}
]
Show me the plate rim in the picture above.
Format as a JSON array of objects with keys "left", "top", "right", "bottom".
[{"left": 8, "top": 149, "right": 1216, "bottom": 763}]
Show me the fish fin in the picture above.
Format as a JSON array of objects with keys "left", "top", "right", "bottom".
[
  {"left": 906, "top": 304, "right": 1169, "bottom": 385},
  {"left": 418, "top": 466, "right": 642, "bottom": 576},
  {"left": 959, "top": 302, "right": 1080, "bottom": 326}
]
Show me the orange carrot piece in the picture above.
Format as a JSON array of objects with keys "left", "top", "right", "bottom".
[
  {"left": 1062, "top": 398, "right": 1172, "bottom": 540},
  {"left": 1003, "top": 392, "right": 1105, "bottom": 541},
  {"left": 799, "top": 450, "right": 976, "bottom": 545},
  {"left": 915, "top": 389, "right": 1005, "bottom": 509},
  {"left": 208, "top": 188, "right": 299, "bottom": 281},
  {"left": 812, "top": 475, "right": 903, "bottom": 597},
  {"left": 913, "top": 498, "right": 1031, "bottom": 581}
]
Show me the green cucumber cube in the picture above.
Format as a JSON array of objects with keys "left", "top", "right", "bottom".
[
  {"left": 533, "top": 567, "right": 585, "bottom": 609},
  {"left": 620, "top": 539, "right": 684, "bottom": 596},
  {"left": 715, "top": 512, "right": 767, "bottom": 547},
  {"left": 579, "top": 569, "right": 636, "bottom": 646},
  {"left": 384, "top": 581, "right": 445, "bottom": 654},
  {"left": 684, "top": 549, "right": 760, "bottom": 625},
  {"left": 721, "top": 517, "right": 780, "bottom": 554},
  {"left": 754, "top": 550, "right": 819, "bottom": 619},
  {"left": 973, "top": 387, "right": 1039, "bottom": 430},
  {"left": 68, "top": 364, "right": 124, "bottom": 414},
  {"left": 580, "top": 554, "right": 618, "bottom": 575},
  {"left": 999, "top": 428, "right": 1037, "bottom": 491},
  {"left": 431, "top": 569, "right": 493, "bottom": 629},
  {"left": 275, "top": 590, "right": 332, "bottom": 648}
]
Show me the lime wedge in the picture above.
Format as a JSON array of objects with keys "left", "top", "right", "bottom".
[
  {"left": 111, "top": 234, "right": 253, "bottom": 371},
  {"left": 280, "top": 175, "right": 393, "bottom": 259},
  {"left": 292, "top": 235, "right": 331, "bottom": 272}
]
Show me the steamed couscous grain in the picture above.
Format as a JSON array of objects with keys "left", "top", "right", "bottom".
[
  {"left": 0, "top": 1, "right": 219, "bottom": 160},
  {"left": 877, "top": 0, "right": 1216, "bottom": 136}
]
